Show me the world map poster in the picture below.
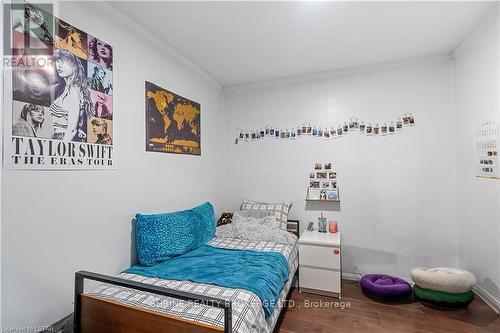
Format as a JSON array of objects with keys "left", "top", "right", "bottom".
[{"left": 145, "top": 81, "right": 201, "bottom": 155}]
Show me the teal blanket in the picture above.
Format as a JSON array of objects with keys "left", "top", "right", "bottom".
[{"left": 125, "top": 245, "right": 289, "bottom": 317}]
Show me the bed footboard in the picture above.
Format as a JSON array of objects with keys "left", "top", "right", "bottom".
[{"left": 74, "top": 271, "right": 232, "bottom": 333}]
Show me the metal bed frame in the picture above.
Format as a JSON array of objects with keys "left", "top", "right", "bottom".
[{"left": 73, "top": 219, "right": 299, "bottom": 333}]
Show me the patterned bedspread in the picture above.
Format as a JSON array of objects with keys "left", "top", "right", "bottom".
[{"left": 90, "top": 237, "right": 299, "bottom": 333}]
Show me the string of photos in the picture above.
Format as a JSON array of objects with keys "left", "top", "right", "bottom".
[{"left": 235, "top": 112, "right": 415, "bottom": 144}]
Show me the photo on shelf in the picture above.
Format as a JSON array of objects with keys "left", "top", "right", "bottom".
[
  {"left": 308, "top": 188, "right": 320, "bottom": 200},
  {"left": 320, "top": 189, "right": 327, "bottom": 200},
  {"left": 316, "top": 172, "right": 327, "bottom": 179},
  {"left": 310, "top": 181, "right": 320, "bottom": 188},
  {"left": 327, "top": 191, "right": 339, "bottom": 200}
]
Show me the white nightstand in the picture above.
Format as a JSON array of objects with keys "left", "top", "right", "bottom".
[{"left": 298, "top": 230, "right": 342, "bottom": 298}]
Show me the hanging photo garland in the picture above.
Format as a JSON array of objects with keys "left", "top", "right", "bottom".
[{"left": 234, "top": 113, "right": 415, "bottom": 144}]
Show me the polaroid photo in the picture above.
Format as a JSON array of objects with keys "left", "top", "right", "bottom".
[
  {"left": 360, "top": 122, "right": 366, "bottom": 132},
  {"left": 324, "top": 163, "right": 332, "bottom": 170},
  {"left": 381, "top": 123, "right": 388, "bottom": 135},
  {"left": 409, "top": 113, "right": 415, "bottom": 126},
  {"left": 366, "top": 123, "right": 373, "bottom": 135},
  {"left": 343, "top": 123, "right": 349, "bottom": 133},
  {"left": 310, "top": 172, "right": 315, "bottom": 179},
  {"left": 321, "top": 181, "right": 330, "bottom": 189},
  {"left": 396, "top": 119, "right": 403, "bottom": 130},
  {"left": 389, "top": 122, "right": 395, "bottom": 134},
  {"left": 403, "top": 114, "right": 410, "bottom": 125},
  {"left": 315, "top": 163, "right": 323, "bottom": 170},
  {"left": 270, "top": 128, "right": 275, "bottom": 136},
  {"left": 328, "top": 172, "right": 336, "bottom": 179},
  {"left": 373, "top": 125, "right": 380, "bottom": 135},
  {"left": 331, "top": 181, "right": 337, "bottom": 189}
]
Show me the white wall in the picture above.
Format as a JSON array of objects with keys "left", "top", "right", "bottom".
[
  {"left": 453, "top": 7, "right": 500, "bottom": 308},
  {"left": 223, "top": 59, "right": 457, "bottom": 280},
  {"left": 1, "top": 1, "right": 224, "bottom": 328}
]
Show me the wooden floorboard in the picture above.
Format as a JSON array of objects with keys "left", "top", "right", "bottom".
[{"left": 276, "top": 280, "right": 500, "bottom": 333}]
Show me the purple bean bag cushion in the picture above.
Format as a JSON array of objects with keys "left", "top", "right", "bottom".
[{"left": 360, "top": 274, "right": 412, "bottom": 299}]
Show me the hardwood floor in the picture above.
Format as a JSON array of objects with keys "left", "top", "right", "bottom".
[{"left": 275, "top": 280, "right": 500, "bottom": 333}]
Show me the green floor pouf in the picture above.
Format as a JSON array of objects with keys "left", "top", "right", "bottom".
[{"left": 413, "top": 285, "right": 474, "bottom": 308}]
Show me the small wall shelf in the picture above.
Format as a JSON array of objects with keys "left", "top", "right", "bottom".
[
  {"left": 306, "top": 199, "right": 340, "bottom": 203},
  {"left": 306, "top": 187, "right": 340, "bottom": 202}
]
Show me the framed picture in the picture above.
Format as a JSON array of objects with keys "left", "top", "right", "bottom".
[
  {"left": 315, "top": 163, "right": 322, "bottom": 170},
  {"left": 145, "top": 81, "right": 200, "bottom": 155}
]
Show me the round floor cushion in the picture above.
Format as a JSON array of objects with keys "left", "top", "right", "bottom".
[
  {"left": 360, "top": 274, "right": 412, "bottom": 299},
  {"left": 413, "top": 285, "right": 474, "bottom": 307},
  {"left": 411, "top": 267, "right": 476, "bottom": 293}
]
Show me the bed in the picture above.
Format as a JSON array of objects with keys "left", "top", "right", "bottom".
[{"left": 74, "top": 225, "right": 299, "bottom": 333}]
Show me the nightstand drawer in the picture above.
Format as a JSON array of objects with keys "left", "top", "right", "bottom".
[
  {"left": 299, "top": 266, "right": 341, "bottom": 294},
  {"left": 299, "top": 243, "right": 340, "bottom": 270}
]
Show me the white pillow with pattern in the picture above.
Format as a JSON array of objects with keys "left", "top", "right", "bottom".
[{"left": 240, "top": 200, "right": 292, "bottom": 230}]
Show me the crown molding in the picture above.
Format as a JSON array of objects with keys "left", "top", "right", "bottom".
[
  {"left": 90, "top": 1, "right": 222, "bottom": 91},
  {"left": 224, "top": 53, "right": 452, "bottom": 91}
]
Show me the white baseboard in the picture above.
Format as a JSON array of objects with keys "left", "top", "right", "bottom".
[{"left": 473, "top": 285, "right": 500, "bottom": 314}]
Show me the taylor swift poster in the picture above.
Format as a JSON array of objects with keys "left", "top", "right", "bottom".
[
  {"left": 4, "top": 2, "right": 114, "bottom": 169},
  {"left": 145, "top": 81, "right": 201, "bottom": 155}
]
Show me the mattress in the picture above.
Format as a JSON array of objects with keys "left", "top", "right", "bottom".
[{"left": 90, "top": 236, "right": 299, "bottom": 333}]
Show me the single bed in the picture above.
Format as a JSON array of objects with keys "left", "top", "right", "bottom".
[{"left": 75, "top": 234, "right": 298, "bottom": 333}]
